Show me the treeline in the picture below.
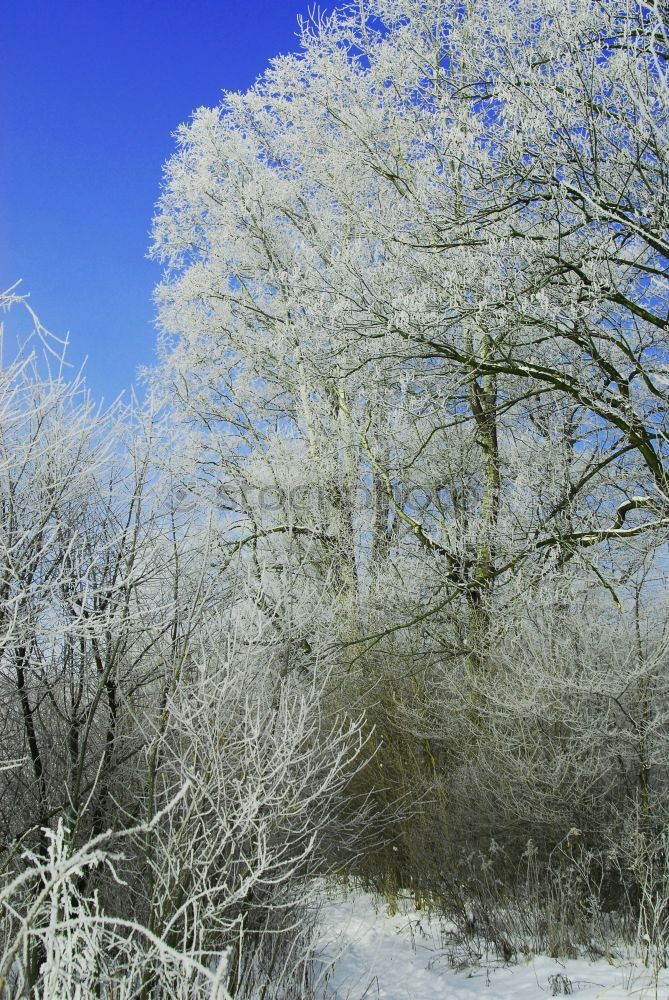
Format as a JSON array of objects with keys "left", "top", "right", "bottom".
[{"left": 2, "top": 0, "right": 669, "bottom": 994}]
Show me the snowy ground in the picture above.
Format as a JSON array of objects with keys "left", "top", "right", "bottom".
[{"left": 315, "top": 891, "right": 669, "bottom": 1000}]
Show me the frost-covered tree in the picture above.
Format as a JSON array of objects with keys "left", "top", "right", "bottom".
[
  {"left": 150, "top": 0, "right": 669, "bottom": 935},
  {"left": 152, "top": 0, "right": 669, "bottom": 634}
]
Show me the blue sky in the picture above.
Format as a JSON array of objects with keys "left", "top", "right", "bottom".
[{"left": 1, "top": 1, "right": 330, "bottom": 401}]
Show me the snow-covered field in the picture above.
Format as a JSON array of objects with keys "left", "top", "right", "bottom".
[{"left": 316, "top": 892, "right": 669, "bottom": 1000}]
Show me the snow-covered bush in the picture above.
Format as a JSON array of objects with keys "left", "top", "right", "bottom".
[{"left": 0, "top": 290, "right": 371, "bottom": 996}]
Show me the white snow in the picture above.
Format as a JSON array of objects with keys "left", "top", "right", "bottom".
[{"left": 316, "top": 891, "right": 669, "bottom": 1000}]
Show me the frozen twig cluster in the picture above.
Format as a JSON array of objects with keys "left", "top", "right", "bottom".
[{"left": 0, "top": 288, "right": 370, "bottom": 996}]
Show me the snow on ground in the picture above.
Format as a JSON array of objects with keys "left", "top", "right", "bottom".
[{"left": 315, "top": 891, "right": 669, "bottom": 1000}]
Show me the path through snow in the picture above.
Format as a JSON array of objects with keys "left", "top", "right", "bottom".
[{"left": 316, "top": 892, "right": 669, "bottom": 1000}]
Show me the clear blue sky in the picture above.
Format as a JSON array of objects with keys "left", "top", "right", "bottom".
[{"left": 1, "top": 1, "right": 330, "bottom": 400}]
